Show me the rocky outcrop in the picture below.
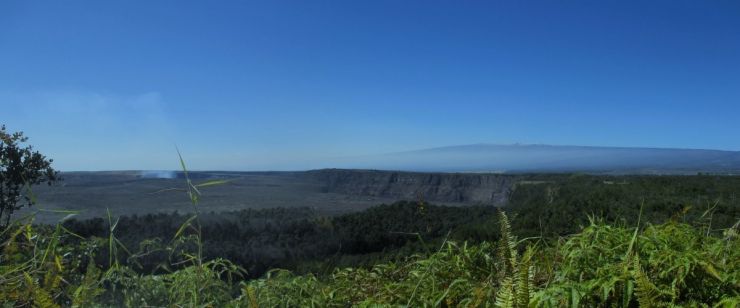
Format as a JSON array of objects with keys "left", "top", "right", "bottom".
[{"left": 306, "top": 169, "right": 519, "bottom": 205}]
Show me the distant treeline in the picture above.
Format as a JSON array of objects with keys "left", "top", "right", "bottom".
[
  {"left": 62, "top": 174, "right": 739, "bottom": 278},
  {"left": 62, "top": 203, "right": 498, "bottom": 278},
  {"left": 508, "top": 174, "right": 740, "bottom": 237}
]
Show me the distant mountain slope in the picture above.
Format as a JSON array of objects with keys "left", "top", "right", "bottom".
[{"left": 334, "top": 144, "right": 740, "bottom": 174}]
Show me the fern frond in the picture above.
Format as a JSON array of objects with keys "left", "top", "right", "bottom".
[
  {"left": 495, "top": 276, "right": 515, "bottom": 308},
  {"left": 713, "top": 296, "right": 740, "bottom": 308},
  {"left": 72, "top": 260, "right": 104, "bottom": 307},
  {"left": 22, "top": 272, "right": 59, "bottom": 308},
  {"left": 515, "top": 247, "right": 534, "bottom": 308},
  {"left": 42, "top": 254, "right": 63, "bottom": 291},
  {"left": 247, "top": 285, "right": 259, "bottom": 308},
  {"left": 497, "top": 210, "right": 518, "bottom": 276},
  {"left": 632, "top": 256, "right": 661, "bottom": 307}
]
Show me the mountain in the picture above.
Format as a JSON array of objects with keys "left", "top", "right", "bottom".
[{"left": 332, "top": 144, "right": 740, "bottom": 174}]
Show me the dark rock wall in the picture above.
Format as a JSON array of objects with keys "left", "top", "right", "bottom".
[{"left": 306, "top": 169, "right": 518, "bottom": 205}]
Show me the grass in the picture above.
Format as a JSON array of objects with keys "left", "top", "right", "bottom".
[
  {"left": 1, "top": 152, "right": 738, "bottom": 306},
  {"left": 1, "top": 208, "right": 738, "bottom": 307}
]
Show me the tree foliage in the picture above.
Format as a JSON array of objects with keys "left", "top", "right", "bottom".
[
  {"left": 2, "top": 131, "right": 739, "bottom": 306},
  {"left": 0, "top": 125, "right": 59, "bottom": 228},
  {"left": 2, "top": 207, "right": 738, "bottom": 307}
]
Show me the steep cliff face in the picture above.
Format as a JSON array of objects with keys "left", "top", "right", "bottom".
[{"left": 306, "top": 169, "right": 519, "bottom": 205}]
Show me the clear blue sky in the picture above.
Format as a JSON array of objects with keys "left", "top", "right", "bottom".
[{"left": 1, "top": 1, "right": 739, "bottom": 171}]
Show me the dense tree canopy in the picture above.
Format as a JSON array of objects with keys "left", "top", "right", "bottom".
[{"left": 0, "top": 125, "right": 59, "bottom": 228}]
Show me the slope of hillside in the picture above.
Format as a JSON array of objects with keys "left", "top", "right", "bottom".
[{"left": 333, "top": 144, "right": 740, "bottom": 174}]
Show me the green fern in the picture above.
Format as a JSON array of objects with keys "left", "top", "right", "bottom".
[
  {"left": 632, "top": 256, "right": 662, "bottom": 307},
  {"left": 246, "top": 284, "right": 259, "bottom": 308},
  {"left": 72, "top": 260, "right": 104, "bottom": 307},
  {"left": 497, "top": 210, "right": 518, "bottom": 277},
  {"left": 515, "top": 247, "right": 534, "bottom": 307},
  {"left": 713, "top": 296, "right": 740, "bottom": 308},
  {"left": 494, "top": 211, "right": 533, "bottom": 308},
  {"left": 495, "top": 276, "right": 516, "bottom": 308},
  {"left": 23, "top": 272, "right": 59, "bottom": 308}
]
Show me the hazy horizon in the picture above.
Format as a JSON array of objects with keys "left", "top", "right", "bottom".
[
  {"left": 49, "top": 143, "right": 740, "bottom": 173},
  {"left": 3, "top": 1, "right": 740, "bottom": 171}
]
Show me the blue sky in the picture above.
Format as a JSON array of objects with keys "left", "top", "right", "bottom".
[{"left": 1, "top": 1, "right": 739, "bottom": 171}]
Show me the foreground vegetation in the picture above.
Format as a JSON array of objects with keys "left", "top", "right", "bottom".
[
  {"left": 2, "top": 126, "right": 739, "bottom": 306},
  {"left": 2, "top": 205, "right": 738, "bottom": 307},
  {"left": 53, "top": 173, "right": 740, "bottom": 279},
  {"left": 3, "top": 168, "right": 740, "bottom": 306}
]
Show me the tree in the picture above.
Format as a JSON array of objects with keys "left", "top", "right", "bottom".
[{"left": 0, "top": 125, "right": 59, "bottom": 228}]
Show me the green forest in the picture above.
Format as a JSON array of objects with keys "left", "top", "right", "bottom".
[{"left": 2, "top": 172, "right": 739, "bottom": 307}]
